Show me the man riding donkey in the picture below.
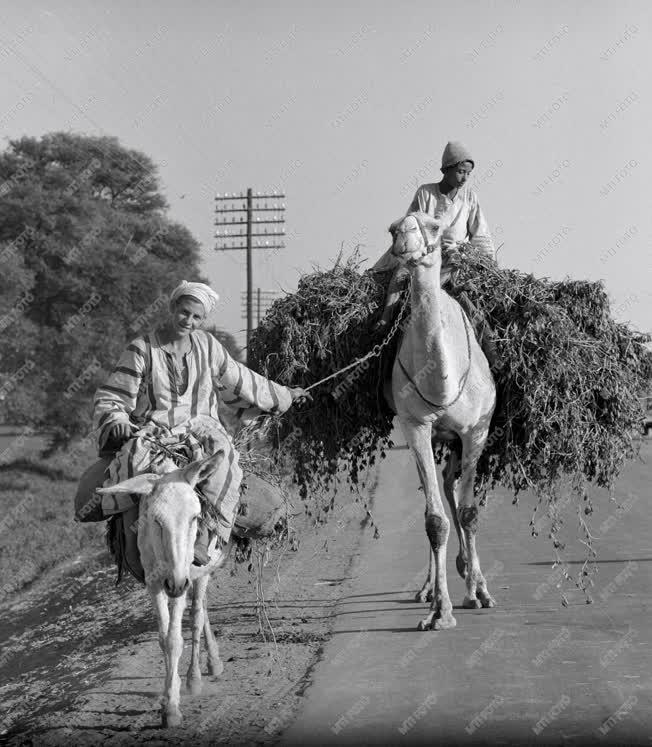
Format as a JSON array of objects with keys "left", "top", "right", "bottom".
[
  {"left": 373, "top": 141, "right": 497, "bottom": 357},
  {"left": 76, "top": 280, "right": 308, "bottom": 581}
]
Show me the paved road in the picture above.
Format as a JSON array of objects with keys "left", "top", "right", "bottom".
[{"left": 281, "top": 438, "right": 652, "bottom": 746}]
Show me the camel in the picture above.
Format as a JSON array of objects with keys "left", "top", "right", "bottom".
[
  {"left": 384, "top": 211, "right": 497, "bottom": 630},
  {"left": 97, "top": 451, "right": 228, "bottom": 727}
]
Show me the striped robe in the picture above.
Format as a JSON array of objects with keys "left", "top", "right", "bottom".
[{"left": 92, "top": 330, "right": 292, "bottom": 540}]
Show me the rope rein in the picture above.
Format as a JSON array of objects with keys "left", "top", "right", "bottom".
[
  {"left": 303, "top": 276, "right": 412, "bottom": 393},
  {"left": 397, "top": 307, "right": 473, "bottom": 410},
  {"left": 302, "top": 216, "right": 472, "bottom": 408}
]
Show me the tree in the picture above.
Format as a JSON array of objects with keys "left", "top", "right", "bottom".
[
  {"left": 0, "top": 132, "right": 208, "bottom": 449},
  {"left": 207, "top": 327, "right": 243, "bottom": 362}
]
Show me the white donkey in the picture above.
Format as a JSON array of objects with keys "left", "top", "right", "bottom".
[{"left": 98, "top": 451, "right": 227, "bottom": 727}]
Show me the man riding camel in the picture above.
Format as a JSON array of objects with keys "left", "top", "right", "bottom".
[{"left": 374, "top": 140, "right": 496, "bottom": 331}]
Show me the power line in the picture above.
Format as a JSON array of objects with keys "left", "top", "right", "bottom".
[{"left": 214, "top": 189, "right": 285, "bottom": 361}]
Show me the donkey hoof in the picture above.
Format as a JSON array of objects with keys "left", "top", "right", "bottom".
[
  {"left": 456, "top": 554, "right": 468, "bottom": 579},
  {"left": 462, "top": 596, "right": 482, "bottom": 609},
  {"left": 417, "top": 617, "right": 432, "bottom": 631},
  {"left": 208, "top": 657, "right": 224, "bottom": 677},
  {"left": 162, "top": 707, "right": 183, "bottom": 728},
  {"left": 433, "top": 614, "right": 457, "bottom": 630},
  {"left": 480, "top": 594, "right": 496, "bottom": 609}
]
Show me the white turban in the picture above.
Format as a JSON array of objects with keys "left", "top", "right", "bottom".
[{"left": 169, "top": 281, "right": 220, "bottom": 316}]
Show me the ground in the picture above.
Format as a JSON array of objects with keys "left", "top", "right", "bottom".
[
  {"left": 1, "top": 430, "right": 650, "bottom": 745},
  {"left": 283, "top": 438, "right": 652, "bottom": 746},
  {"left": 0, "top": 428, "right": 376, "bottom": 745}
]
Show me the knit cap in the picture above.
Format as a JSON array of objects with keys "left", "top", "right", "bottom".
[{"left": 441, "top": 141, "right": 474, "bottom": 169}]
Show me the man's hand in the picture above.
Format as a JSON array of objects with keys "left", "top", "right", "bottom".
[
  {"left": 289, "top": 387, "right": 312, "bottom": 405},
  {"left": 440, "top": 229, "right": 458, "bottom": 251},
  {"left": 109, "top": 422, "right": 136, "bottom": 444}
]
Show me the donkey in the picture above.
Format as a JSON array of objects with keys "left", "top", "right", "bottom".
[{"left": 98, "top": 451, "right": 227, "bottom": 727}]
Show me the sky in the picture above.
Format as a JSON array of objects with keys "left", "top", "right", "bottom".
[{"left": 1, "top": 0, "right": 650, "bottom": 348}]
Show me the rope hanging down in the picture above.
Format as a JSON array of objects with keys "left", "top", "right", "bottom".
[{"left": 302, "top": 277, "right": 412, "bottom": 393}]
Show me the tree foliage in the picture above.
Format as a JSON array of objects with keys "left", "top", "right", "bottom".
[
  {"left": 0, "top": 132, "right": 210, "bottom": 449},
  {"left": 206, "top": 327, "right": 243, "bottom": 362}
]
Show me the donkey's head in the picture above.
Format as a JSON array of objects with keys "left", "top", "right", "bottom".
[
  {"left": 98, "top": 451, "right": 224, "bottom": 597},
  {"left": 389, "top": 212, "right": 442, "bottom": 268}
]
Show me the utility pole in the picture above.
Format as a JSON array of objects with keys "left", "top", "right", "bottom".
[
  {"left": 240, "top": 288, "right": 282, "bottom": 326},
  {"left": 214, "top": 189, "right": 285, "bottom": 361}
]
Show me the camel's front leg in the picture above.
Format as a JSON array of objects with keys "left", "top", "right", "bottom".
[
  {"left": 402, "top": 420, "right": 456, "bottom": 631},
  {"left": 443, "top": 449, "right": 468, "bottom": 579},
  {"left": 458, "top": 432, "right": 496, "bottom": 610},
  {"left": 186, "top": 575, "right": 207, "bottom": 695},
  {"left": 415, "top": 450, "right": 466, "bottom": 602},
  {"left": 161, "top": 592, "right": 187, "bottom": 727},
  {"left": 415, "top": 547, "right": 435, "bottom": 603}
]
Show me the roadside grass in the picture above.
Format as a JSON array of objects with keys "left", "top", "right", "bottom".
[{"left": 0, "top": 437, "right": 105, "bottom": 600}]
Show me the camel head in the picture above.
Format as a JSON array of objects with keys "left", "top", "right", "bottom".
[
  {"left": 97, "top": 451, "right": 225, "bottom": 597},
  {"left": 389, "top": 212, "right": 442, "bottom": 268}
]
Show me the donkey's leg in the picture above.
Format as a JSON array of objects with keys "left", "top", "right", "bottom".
[
  {"left": 186, "top": 575, "right": 208, "bottom": 695},
  {"left": 402, "top": 420, "right": 456, "bottom": 631},
  {"left": 150, "top": 586, "right": 170, "bottom": 668},
  {"left": 442, "top": 448, "right": 468, "bottom": 579},
  {"left": 150, "top": 586, "right": 176, "bottom": 724},
  {"left": 161, "top": 592, "right": 187, "bottom": 727},
  {"left": 458, "top": 431, "right": 496, "bottom": 610},
  {"left": 203, "top": 583, "right": 224, "bottom": 677}
]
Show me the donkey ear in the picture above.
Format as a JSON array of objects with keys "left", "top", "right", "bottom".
[
  {"left": 96, "top": 473, "right": 161, "bottom": 495},
  {"left": 181, "top": 450, "right": 226, "bottom": 488}
]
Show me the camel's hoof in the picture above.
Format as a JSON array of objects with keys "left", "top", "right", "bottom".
[
  {"left": 415, "top": 587, "right": 432, "bottom": 604},
  {"left": 433, "top": 614, "right": 457, "bottom": 630},
  {"left": 456, "top": 554, "right": 468, "bottom": 579},
  {"left": 208, "top": 658, "right": 224, "bottom": 677},
  {"left": 462, "top": 596, "right": 482, "bottom": 609},
  {"left": 162, "top": 708, "right": 183, "bottom": 728},
  {"left": 186, "top": 677, "right": 203, "bottom": 696},
  {"left": 480, "top": 594, "right": 496, "bottom": 609}
]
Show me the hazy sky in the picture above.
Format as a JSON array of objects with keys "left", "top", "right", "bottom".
[{"left": 1, "top": 0, "right": 650, "bottom": 347}]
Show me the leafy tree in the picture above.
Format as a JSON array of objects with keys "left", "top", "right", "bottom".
[
  {"left": 207, "top": 327, "right": 243, "bottom": 362},
  {"left": 0, "top": 132, "right": 215, "bottom": 450}
]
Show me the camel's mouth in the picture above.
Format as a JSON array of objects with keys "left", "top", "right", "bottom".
[{"left": 391, "top": 243, "right": 431, "bottom": 265}]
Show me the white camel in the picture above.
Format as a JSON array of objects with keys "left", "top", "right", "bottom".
[
  {"left": 98, "top": 451, "right": 227, "bottom": 727},
  {"left": 384, "top": 211, "right": 497, "bottom": 630}
]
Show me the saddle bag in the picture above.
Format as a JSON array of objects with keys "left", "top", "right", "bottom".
[
  {"left": 232, "top": 473, "right": 287, "bottom": 540},
  {"left": 74, "top": 456, "right": 113, "bottom": 522}
]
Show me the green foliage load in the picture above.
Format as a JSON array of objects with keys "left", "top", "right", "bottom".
[
  {"left": 249, "top": 255, "right": 393, "bottom": 501},
  {"left": 249, "top": 250, "right": 651, "bottom": 522}
]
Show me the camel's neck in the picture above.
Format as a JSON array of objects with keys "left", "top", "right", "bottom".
[{"left": 405, "top": 261, "right": 453, "bottom": 390}]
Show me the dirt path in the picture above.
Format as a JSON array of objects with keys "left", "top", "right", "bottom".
[{"left": 0, "top": 476, "right": 378, "bottom": 746}]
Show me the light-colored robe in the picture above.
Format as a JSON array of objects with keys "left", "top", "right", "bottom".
[
  {"left": 92, "top": 329, "right": 292, "bottom": 540},
  {"left": 374, "top": 182, "right": 495, "bottom": 272}
]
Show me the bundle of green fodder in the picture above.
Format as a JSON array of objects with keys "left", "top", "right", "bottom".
[
  {"left": 248, "top": 253, "right": 395, "bottom": 509},
  {"left": 248, "top": 248, "right": 651, "bottom": 529},
  {"left": 442, "top": 248, "right": 651, "bottom": 514}
]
